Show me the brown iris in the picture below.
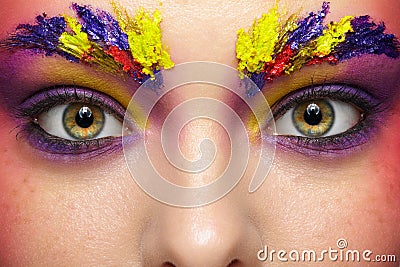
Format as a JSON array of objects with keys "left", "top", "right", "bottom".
[
  {"left": 292, "top": 99, "right": 334, "bottom": 137},
  {"left": 63, "top": 103, "right": 105, "bottom": 140}
]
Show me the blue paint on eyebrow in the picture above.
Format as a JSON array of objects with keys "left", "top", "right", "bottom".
[
  {"left": 4, "top": 15, "right": 67, "bottom": 55},
  {"left": 72, "top": 3, "right": 129, "bottom": 50},
  {"left": 247, "top": 72, "right": 265, "bottom": 95},
  {"left": 334, "top": 15, "right": 400, "bottom": 60},
  {"left": 288, "top": 2, "right": 329, "bottom": 50},
  {"left": 237, "top": 2, "right": 399, "bottom": 96}
]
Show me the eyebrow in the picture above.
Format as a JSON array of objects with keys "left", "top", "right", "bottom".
[
  {"left": 0, "top": 2, "right": 174, "bottom": 85},
  {"left": 236, "top": 2, "right": 400, "bottom": 96}
]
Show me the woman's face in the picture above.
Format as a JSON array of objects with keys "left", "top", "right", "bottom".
[{"left": 0, "top": 0, "right": 399, "bottom": 265}]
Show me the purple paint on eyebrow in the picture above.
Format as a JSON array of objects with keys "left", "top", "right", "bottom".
[
  {"left": 0, "top": 3, "right": 174, "bottom": 85},
  {"left": 334, "top": 15, "right": 400, "bottom": 60},
  {"left": 245, "top": 72, "right": 264, "bottom": 96},
  {"left": 72, "top": 3, "right": 129, "bottom": 50},
  {"left": 1, "top": 15, "right": 69, "bottom": 56},
  {"left": 241, "top": 2, "right": 400, "bottom": 95},
  {"left": 287, "top": 2, "right": 329, "bottom": 50}
]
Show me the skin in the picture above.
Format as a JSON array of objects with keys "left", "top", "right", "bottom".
[{"left": 0, "top": 0, "right": 399, "bottom": 266}]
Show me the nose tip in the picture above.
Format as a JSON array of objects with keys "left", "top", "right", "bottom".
[{"left": 141, "top": 204, "right": 263, "bottom": 267}]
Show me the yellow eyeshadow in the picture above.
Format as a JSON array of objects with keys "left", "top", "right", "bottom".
[{"left": 263, "top": 64, "right": 346, "bottom": 106}]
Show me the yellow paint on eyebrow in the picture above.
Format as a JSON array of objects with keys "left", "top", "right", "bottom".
[
  {"left": 59, "top": 15, "right": 124, "bottom": 75},
  {"left": 59, "top": 16, "right": 92, "bottom": 57},
  {"left": 274, "top": 13, "right": 299, "bottom": 53},
  {"left": 285, "top": 16, "right": 354, "bottom": 75},
  {"left": 111, "top": 2, "right": 174, "bottom": 77},
  {"left": 314, "top": 15, "right": 354, "bottom": 57},
  {"left": 57, "top": 10, "right": 168, "bottom": 130},
  {"left": 236, "top": 4, "right": 281, "bottom": 75}
]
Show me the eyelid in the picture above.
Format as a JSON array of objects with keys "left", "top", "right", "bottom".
[
  {"left": 17, "top": 86, "right": 127, "bottom": 119},
  {"left": 259, "top": 58, "right": 400, "bottom": 108},
  {"left": 271, "top": 84, "right": 381, "bottom": 118},
  {"left": 14, "top": 85, "right": 133, "bottom": 161},
  {"left": 270, "top": 83, "right": 385, "bottom": 155}
]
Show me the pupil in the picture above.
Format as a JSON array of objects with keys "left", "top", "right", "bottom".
[
  {"left": 75, "top": 106, "right": 94, "bottom": 128},
  {"left": 304, "top": 103, "right": 322, "bottom": 125}
]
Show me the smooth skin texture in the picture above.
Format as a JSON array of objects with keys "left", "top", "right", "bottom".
[{"left": 0, "top": 0, "right": 399, "bottom": 266}]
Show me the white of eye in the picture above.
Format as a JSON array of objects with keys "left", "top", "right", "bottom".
[
  {"left": 38, "top": 104, "right": 123, "bottom": 141},
  {"left": 275, "top": 99, "right": 361, "bottom": 137}
]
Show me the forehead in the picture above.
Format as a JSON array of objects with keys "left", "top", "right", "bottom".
[{"left": 0, "top": 0, "right": 399, "bottom": 66}]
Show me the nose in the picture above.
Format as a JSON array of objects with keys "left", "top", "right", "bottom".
[{"left": 141, "top": 201, "right": 263, "bottom": 267}]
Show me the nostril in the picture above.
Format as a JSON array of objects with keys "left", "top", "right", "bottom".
[
  {"left": 162, "top": 261, "right": 176, "bottom": 267},
  {"left": 227, "top": 259, "right": 241, "bottom": 266},
  {"left": 161, "top": 259, "right": 241, "bottom": 267}
]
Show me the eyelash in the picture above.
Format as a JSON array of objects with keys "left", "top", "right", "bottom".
[
  {"left": 271, "top": 83, "right": 387, "bottom": 155},
  {"left": 11, "top": 81, "right": 391, "bottom": 159},
  {"left": 14, "top": 86, "right": 127, "bottom": 161}
]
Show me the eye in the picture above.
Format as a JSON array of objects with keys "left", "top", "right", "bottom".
[
  {"left": 275, "top": 98, "right": 361, "bottom": 137},
  {"left": 17, "top": 86, "right": 128, "bottom": 159},
  {"left": 38, "top": 103, "right": 122, "bottom": 141},
  {"left": 271, "top": 84, "right": 383, "bottom": 154}
]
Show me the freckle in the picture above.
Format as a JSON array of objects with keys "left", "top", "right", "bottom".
[{"left": 11, "top": 189, "right": 17, "bottom": 196}]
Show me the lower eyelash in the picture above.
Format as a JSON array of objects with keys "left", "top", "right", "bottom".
[
  {"left": 13, "top": 86, "right": 130, "bottom": 161},
  {"left": 271, "top": 84, "right": 388, "bottom": 155},
  {"left": 16, "top": 120, "right": 124, "bottom": 161},
  {"left": 274, "top": 117, "right": 378, "bottom": 155}
]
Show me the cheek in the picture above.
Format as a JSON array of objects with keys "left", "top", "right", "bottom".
[
  {"left": 247, "top": 101, "right": 400, "bottom": 257},
  {"left": 0, "top": 109, "right": 148, "bottom": 264},
  {"left": 319, "top": 100, "right": 400, "bottom": 252},
  {"left": 362, "top": 99, "right": 400, "bottom": 225},
  {"left": 0, "top": 113, "right": 39, "bottom": 262}
]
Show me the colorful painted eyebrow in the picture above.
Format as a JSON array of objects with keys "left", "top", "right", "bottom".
[
  {"left": 236, "top": 2, "right": 400, "bottom": 96},
  {"left": 0, "top": 2, "right": 174, "bottom": 84}
]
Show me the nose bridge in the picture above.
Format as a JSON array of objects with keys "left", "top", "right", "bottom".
[
  {"left": 177, "top": 116, "right": 232, "bottom": 184},
  {"left": 141, "top": 202, "right": 263, "bottom": 267},
  {"left": 153, "top": 87, "right": 244, "bottom": 188},
  {"left": 139, "top": 84, "right": 264, "bottom": 265}
]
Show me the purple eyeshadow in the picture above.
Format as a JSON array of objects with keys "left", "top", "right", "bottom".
[
  {"left": 19, "top": 86, "right": 126, "bottom": 117},
  {"left": 15, "top": 86, "right": 135, "bottom": 160},
  {"left": 21, "top": 124, "right": 124, "bottom": 161},
  {"left": 271, "top": 84, "right": 387, "bottom": 155}
]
